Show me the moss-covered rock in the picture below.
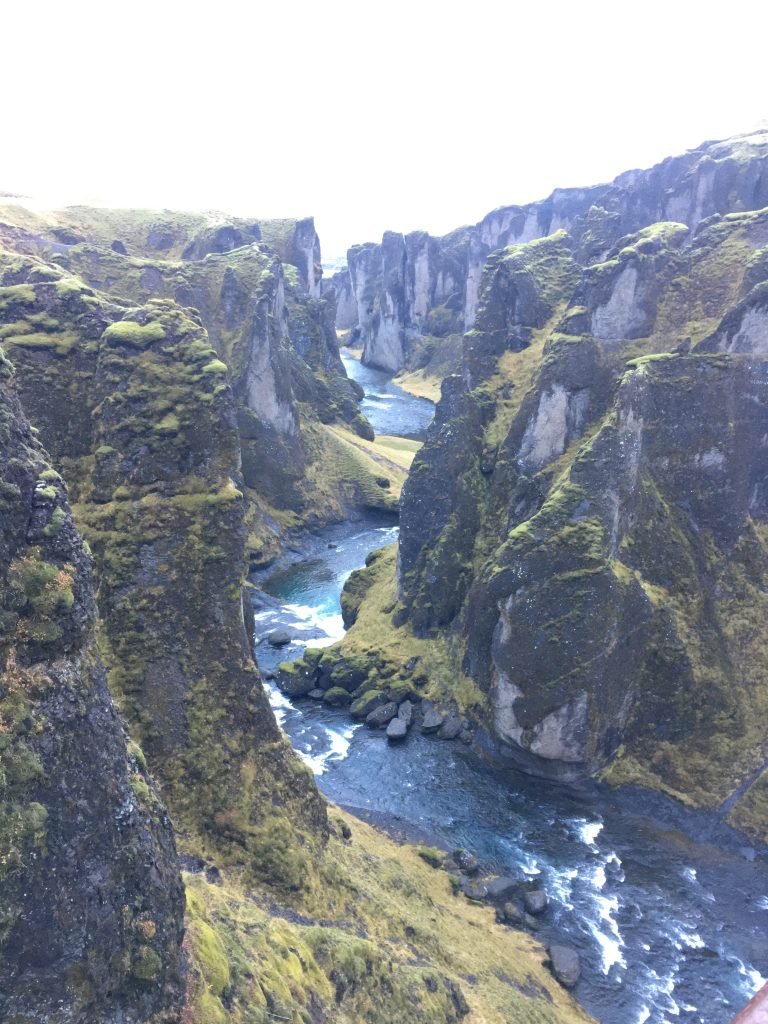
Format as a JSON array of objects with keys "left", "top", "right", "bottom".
[
  {"left": 0, "top": 256, "right": 328, "bottom": 876},
  {"left": 0, "top": 361, "right": 184, "bottom": 1021}
]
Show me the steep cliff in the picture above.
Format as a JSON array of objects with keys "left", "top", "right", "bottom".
[
  {"left": 346, "top": 202, "right": 768, "bottom": 832},
  {"left": 0, "top": 352, "right": 184, "bottom": 1022},
  {"left": 0, "top": 257, "right": 327, "bottom": 863},
  {"left": 342, "top": 131, "right": 768, "bottom": 372},
  {"left": 0, "top": 203, "right": 398, "bottom": 564},
  {"left": 0, "top": 234, "right": 591, "bottom": 1024}
]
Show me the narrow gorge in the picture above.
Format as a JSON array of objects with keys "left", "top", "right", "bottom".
[{"left": 1, "top": 129, "right": 767, "bottom": 1024}]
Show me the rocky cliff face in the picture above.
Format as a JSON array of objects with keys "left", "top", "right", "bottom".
[
  {"left": 390, "top": 200, "right": 768, "bottom": 825},
  {"left": 0, "top": 352, "right": 184, "bottom": 1022},
  {"left": 0, "top": 203, "right": 398, "bottom": 564},
  {"left": 0, "top": 213, "right": 590, "bottom": 1024},
  {"left": 0, "top": 203, "right": 323, "bottom": 289},
  {"left": 0, "top": 257, "right": 327, "bottom": 861},
  {"left": 344, "top": 131, "right": 768, "bottom": 372}
]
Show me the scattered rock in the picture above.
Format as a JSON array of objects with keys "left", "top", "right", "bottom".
[
  {"left": 262, "top": 669, "right": 277, "bottom": 681},
  {"left": 524, "top": 913, "right": 540, "bottom": 931},
  {"left": 327, "top": 542, "right": 337, "bottom": 548},
  {"left": 398, "top": 700, "right": 414, "bottom": 726},
  {"left": 459, "top": 728, "right": 473, "bottom": 745},
  {"left": 276, "top": 662, "right": 316, "bottom": 697},
  {"left": 548, "top": 945, "right": 581, "bottom": 989},
  {"left": 386, "top": 717, "right": 408, "bottom": 741},
  {"left": 484, "top": 876, "right": 520, "bottom": 903},
  {"left": 460, "top": 879, "right": 488, "bottom": 902},
  {"left": 318, "top": 659, "right": 369, "bottom": 692},
  {"left": 437, "top": 715, "right": 463, "bottom": 740},
  {"left": 308, "top": 688, "right": 325, "bottom": 700},
  {"left": 421, "top": 709, "right": 445, "bottom": 733},
  {"left": 453, "top": 849, "right": 480, "bottom": 876},
  {"left": 366, "top": 702, "right": 398, "bottom": 729},
  {"left": 523, "top": 889, "right": 548, "bottom": 916},
  {"left": 178, "top": 855, "right": 206, "bottom": 873},
  {"left": 266, "top": 629, "right": 291, "bottom": 647}
]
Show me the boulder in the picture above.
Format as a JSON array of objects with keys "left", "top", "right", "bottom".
[
  {"left": 350, "top": 689, "right": 387, "bottom": 720},
  {"left": 323, "top": 687, "right": 352, "bottom": 707},
  {"left": 276, "top": 662, "right": 316, "bottom": 697},
  {"left": 308, "top": 688, "right": 325, "bottom": 700},
  {"left": 523, "top": 889, "right": 548, "bottom": 916},
  {"left": 484, "top": 876, "right": 520, "bottom": 903},
  {"left": 524, "top": 913, "right": 541, "bottom": 931},
  {"left": 386, "top": 679, "right": 419, "bottom": 703},
  {"left": 453, "top": 849, "right": 480, "bottom": 876},
  {"left": 386, "top": 717, "right": 408, "bottom": 741},
  {"left": 398, "top": 700, "right": 414, "bottom": 726},
  {"left": 366, "top": 702, "right": 398, "bottom": 729},
  {"left": 266, "top": 629, "right": 291, "bottom": 647},
  {"left": 496, "top": 902, "right": 523, "bottom": 927},
  {"left": 437, "top": 715, "right": 463, "bottom": 740},
  {"left": 318, "top": 655, "right": 370, "bottom": 692},
  {"left": 460, "top": 879, "right": 488, "bottom": 902},
  {"left": 548, "top": 945, "right": 581, "bottom": 989},
  {"left": 421, "top": 709, "right": 445, "bottom": 733}
]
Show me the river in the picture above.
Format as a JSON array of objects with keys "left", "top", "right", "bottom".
[{"left": 249, "top": 352, "right": 768, "bottom": 1024}]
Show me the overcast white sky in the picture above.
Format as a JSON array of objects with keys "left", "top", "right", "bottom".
[{"left": 4, "top": 1, "right": 767, "bottom": 260}]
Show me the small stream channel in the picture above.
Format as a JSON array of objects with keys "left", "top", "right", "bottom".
[{"left": 249, "top": 354, "right": 768, "bottom": 1024}]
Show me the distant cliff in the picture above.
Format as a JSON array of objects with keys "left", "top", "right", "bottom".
[{"left": 339, "top": 132, "right": 768, "bottom": 371}]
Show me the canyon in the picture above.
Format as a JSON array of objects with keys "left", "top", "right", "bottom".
[{"left": 1, "top": 130, "right": 767, "bottom": 1024}]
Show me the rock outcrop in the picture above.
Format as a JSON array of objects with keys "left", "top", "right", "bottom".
[
  {"left": 0, "top": 353, "right": 184, "bottom": 1021},
  {"left": 341, "top": 131, "right": 768, "bottom": 372}
]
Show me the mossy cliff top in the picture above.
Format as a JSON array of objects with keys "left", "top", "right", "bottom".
[
  {"left": 0, "top": 360, "right": 184, "bottom": 1021},
  {"left": 0, "top": 201, "right": 321, "bottom": 284},
  {"left": 0, "top": 213, "right": 385, "bottom": 560}
]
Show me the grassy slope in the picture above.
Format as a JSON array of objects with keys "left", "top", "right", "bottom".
[{"left": 184, "top": 809, "right": 593, "bottom": 1024}]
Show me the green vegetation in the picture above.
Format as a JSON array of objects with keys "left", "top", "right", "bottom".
[
  {"left": 102, "top": 320, "right": 167, "bottom": 348},
  {"left": 183, "top": 809, "right": 590, "bottom": 1024}
]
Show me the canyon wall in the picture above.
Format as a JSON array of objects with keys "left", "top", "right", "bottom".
[{"left": 340, "top": 131, "right": 768, "bottom": 372}]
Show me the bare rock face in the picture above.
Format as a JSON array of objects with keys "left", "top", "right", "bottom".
[
  {"left": 342, "top": 131, "right": 768, "bottom": 373},
  {"left": 0, "top": 354, "right": 184, "bottom": 1022}
]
